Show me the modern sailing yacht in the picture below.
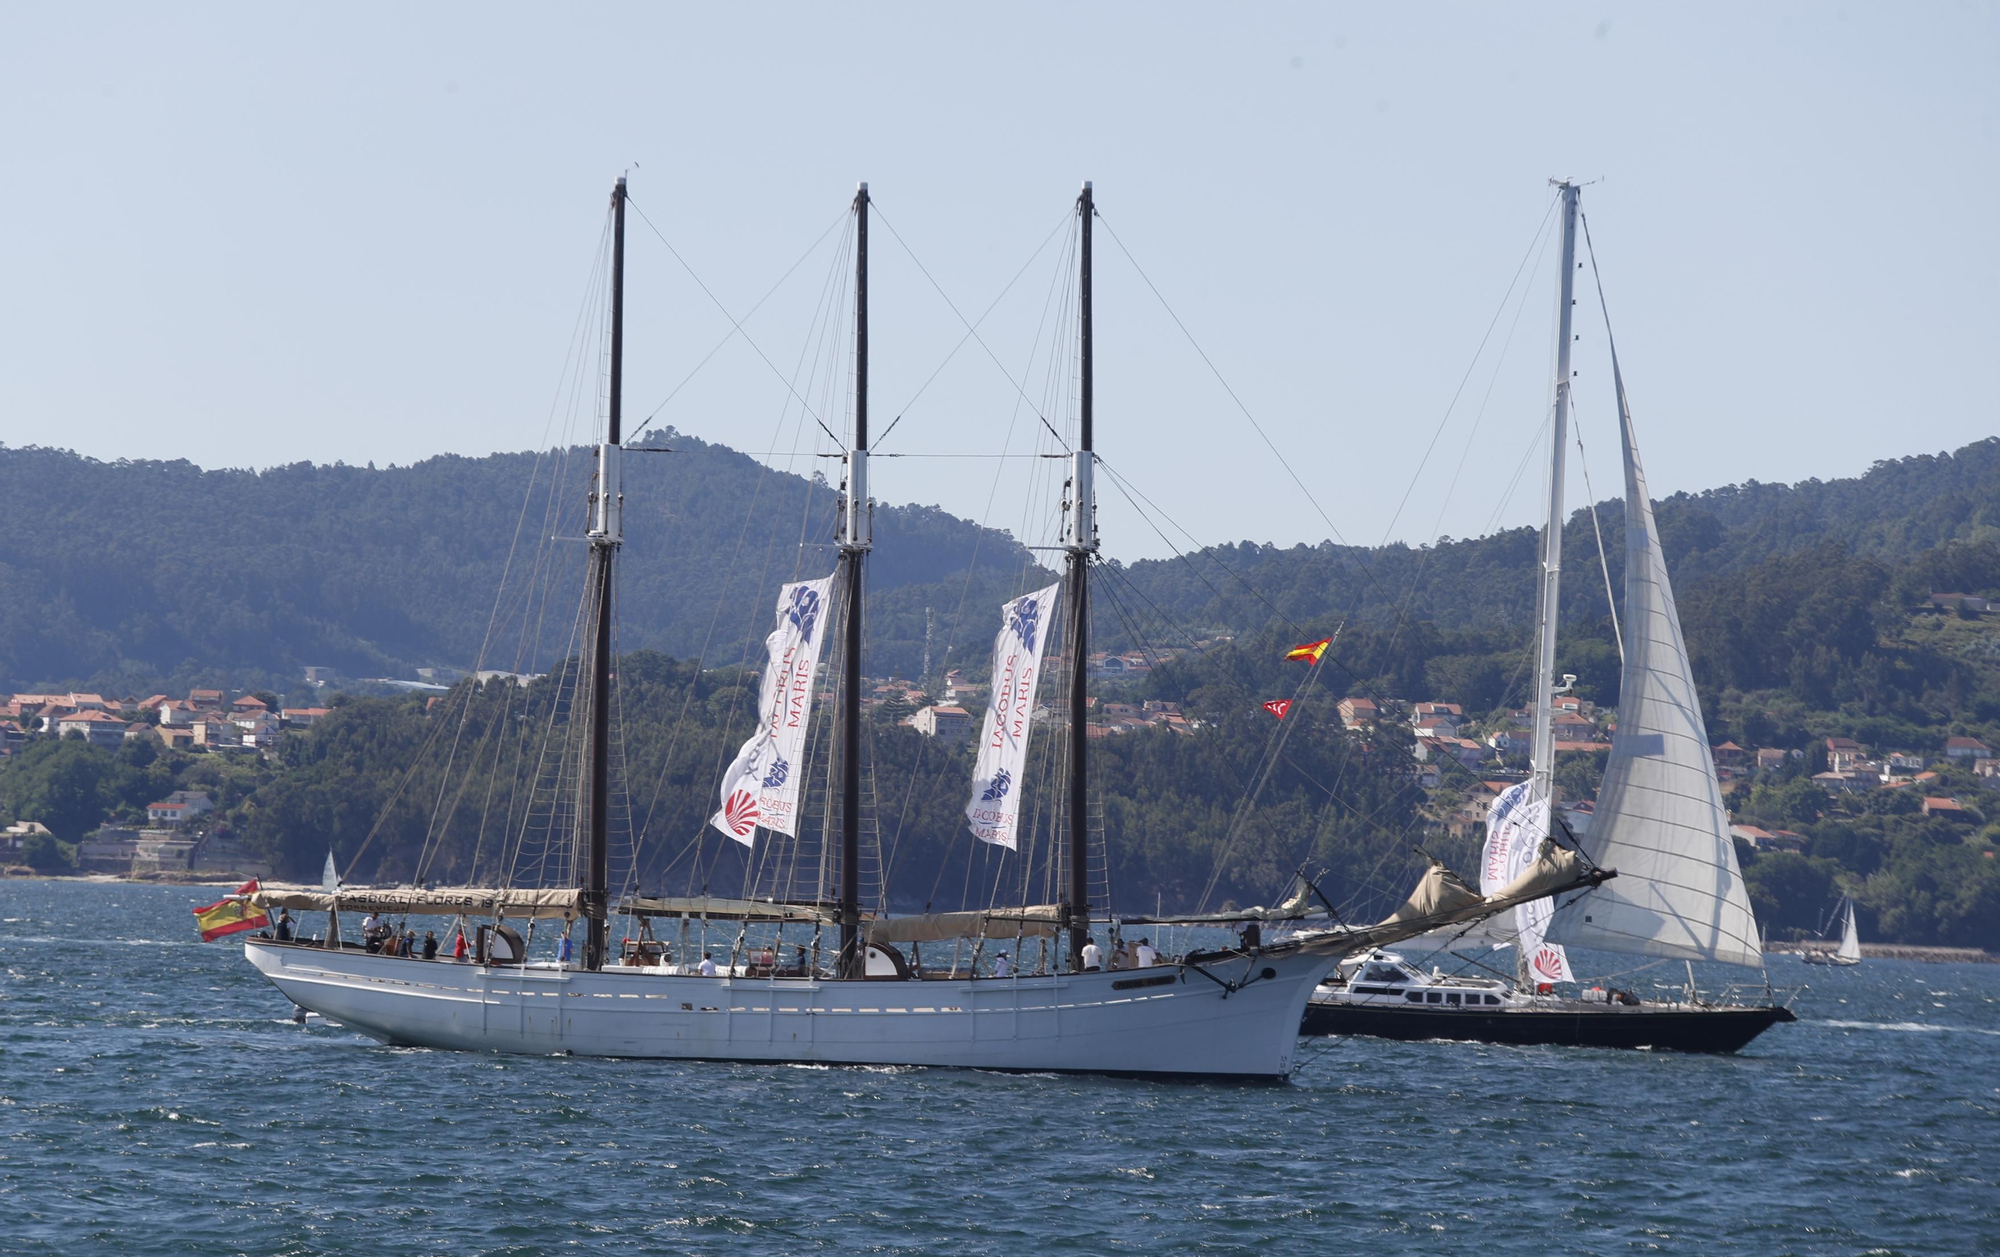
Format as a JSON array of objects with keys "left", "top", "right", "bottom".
[
  {"left": 1801, "top": 898, "right": 1862, "bottom": 966},
  {"left": 235, "top": 179, "right": 1602, "bottom": 1079},
  {"left": 1302, "top": 181, "right": 1795, "bottom": 1052}
]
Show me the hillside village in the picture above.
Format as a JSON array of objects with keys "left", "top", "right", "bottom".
[{"left": 2, "top": 580, "right": 1996, "bottom": 949}]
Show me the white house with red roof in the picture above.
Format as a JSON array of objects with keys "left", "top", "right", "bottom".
[{"left": 55, "top": 710, "right": 125, "bottom": 746}]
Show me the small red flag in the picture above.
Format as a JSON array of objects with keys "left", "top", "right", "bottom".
[
  {"left": 1284, "top": 638, "right": 1331, "bottom": 664},
  {"left": 1262, "top": 699, "right": 1291, "bottom": 720}
]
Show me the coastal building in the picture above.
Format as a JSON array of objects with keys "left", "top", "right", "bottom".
[
  {"left": 909, "top": 704, "right": 973, "bottom": 745},
  {"left": 1336, "top": 696, "right": 1378, "bottom": 729},
  {"left": 1944, "top": 736, "right": 1992, "bottom": 760},
  {"left": 55, "top": 710, "right": 125, "bottom": 746}
]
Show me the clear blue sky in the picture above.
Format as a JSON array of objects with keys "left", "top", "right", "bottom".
[{"left": 4, "top": 3, "right": 1995, "bottom": 560}]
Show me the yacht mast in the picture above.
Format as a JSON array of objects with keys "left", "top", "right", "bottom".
[
  {"left": 583, "top": 175, "right": 627, "bottom": 972},
  {"left": 839, "top": 182, "right": 871, "bottom": 976},
  {"left": 1529, "top": 181, "right": 1581, "bottom": 811},
  {"left": 1066, "top": 181, "right": 1097, "bottom": 968}
]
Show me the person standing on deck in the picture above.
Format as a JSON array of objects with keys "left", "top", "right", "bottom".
[
  {"left": 1080, "top": 937, "right": 1103, "bottom": 972},
  {"left": 1135, "top": 938, "right": 1157, "bottom": 968},
  {"left": 992, "top": 951, "right": 1013, "bottom": 978}
]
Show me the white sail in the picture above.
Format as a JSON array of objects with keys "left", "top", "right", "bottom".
[
  {"left": 1837, "top": 899, "right": 1862, "bottom": 963},
  {"left": 1549, "top": 371, "right": 1763, "bottom": 968},
  {"left": 1480, "top": 782, "right": 1572, "bottom": 982},
  {"left": 966, "top": 581, "right": 1061, "bottom": 850},
  {"left": 321, "top": 851, "right": 339, "bottom": 893},
  {"left": 711, "top": 573, "right": 836, "bottom": 845}
]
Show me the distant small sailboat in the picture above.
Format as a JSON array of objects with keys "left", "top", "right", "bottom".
[
  {"left": 1802, "top": 898, "right": 1862, "bottom": 967},
  {"left": 321, "top": 851, "right": 339, "bottom": 894}
]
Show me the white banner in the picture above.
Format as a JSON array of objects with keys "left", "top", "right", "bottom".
[
  {"left": 711, "top": 574, "right": 836, "bottom": 846},
  {"left": 1481, "top": 781, "right": 1572, "bottom": 983},
  {"left": 966, "top": 581, "right": 1062, "bottom": 850}
]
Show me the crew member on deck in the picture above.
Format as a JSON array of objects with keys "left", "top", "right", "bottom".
[
  {"left": 698, "top": 952, "right": 719, "bottom": 977},
  {"left": 1080, "top": 937, "right": 1102, "bottom": 971},
  {"left": 992, "top": 951, "right": 1013, "bottom": 978},
  {"left": 1135, "top": 938, "right": 1157, "bottom": 968},
  {"left": 422, "top": 930, "right": 439, "bottom": 960},
  {"left": 274, "top": 909, "right": 293, "bottom": 942}
]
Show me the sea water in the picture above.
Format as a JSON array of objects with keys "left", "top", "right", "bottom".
[{"left": 2, "top": 880, "right": 1995, "bottom": 1255}]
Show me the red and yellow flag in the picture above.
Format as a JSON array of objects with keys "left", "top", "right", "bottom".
[
  {"left": 193, "top": 878, "right": 268, "bottom": 942},
  {"left": 1284, "top": 638, "right": 1331, "bottom": 664},
  {"left": 1262, "top": 699, "right": 1292, "bottom": 720}
]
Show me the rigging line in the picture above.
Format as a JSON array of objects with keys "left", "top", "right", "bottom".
[
  {"left": 1094, "top": 457, "right": 1308, "bottom": 638},
  {"left": 1098, "top": 477, "right": 1513, "bottom": 833},
  {"left": 625, "top": 194, "right": 842, "bottom": 447},
  {"left": 867, "top": 200, "right": 1072, "bottom": 454},
  {"left": 1378, "top": 204, "right": 1562, "bottom": 659},
  {"left": 876, "top": 208, "right": 1073, "bottom": 450},
  {"left": 1576, "top": 430, "right": 1624, "bottom": 663},
  {"left": 1577, "top": 210, "right": 1632, "bottom": 663},
  {"left": 1092, "top": 210, "right": 1349, "bottom": 552},
  {"left": 1195, "top": 657, "right": 1332, "bottom": 913},
  {"left": 1372, "top": 193, "right": 1562, "bottom": 548},
  {"left": 632, "top": 207, "right": 848, "bottom": 435},
  {"left": 637, "top": 214, "right": 852, "bottom": 871}
]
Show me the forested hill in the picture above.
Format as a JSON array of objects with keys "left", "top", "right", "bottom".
[
  {"left": 1105, "top": 437, "right": 2000, "bottom": 648},
  {"left": 0, "top": 435, "right": 1050, "bottom": 694},
  {"left": 3, "top": 435, "right": 1997, "bottom": 694}
]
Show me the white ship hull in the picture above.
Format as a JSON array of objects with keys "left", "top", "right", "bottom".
[{"left": 246, "top": 940, "right": 1332, "bottom": 1079}]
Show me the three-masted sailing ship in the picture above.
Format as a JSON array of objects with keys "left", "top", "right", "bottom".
[
  {"left": 1302, "top": 181, "right": 1796, "bottom": 1052},
  {"left": 235, "top": 178, "right": 1603, "bottom": 1079}
]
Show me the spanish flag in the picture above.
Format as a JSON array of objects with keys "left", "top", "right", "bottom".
[
  {"left": 193, "top": 879, "right": 268, "bottom": 942},
  {"left": 1284, "top": 637, "right": 1331, "bottom": 664}
]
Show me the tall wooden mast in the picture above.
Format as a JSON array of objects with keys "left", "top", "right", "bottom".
[
  {"left": 1066, "top": 181, "right": 1097, "bottom": 968},
  {"left": 838, "top": 182, "right": 871, "bottom": 975},
  {"left": 583, "top": 176, "right": 627, "bottom": 972}
]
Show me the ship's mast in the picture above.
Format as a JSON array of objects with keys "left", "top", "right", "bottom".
[
  {"left": 583, "top": 176, "right": 627, "bottom": 972},
  {"left": 1066, "top": 181, "right": 1097, "bottom": 969},
  {"left": 1529, "top": 182, "right": 1581, "bottom": 814},
  {"left": 838, "top": 182, "right": 871, "bottom": 977}
]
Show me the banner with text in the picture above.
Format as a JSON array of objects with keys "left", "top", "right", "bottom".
[
  {"left": 966, "top": 581, "right": 1062, "bottom": 850},
  {"left": 711, "top": 573, "right": 836, "bottom": 846},
  {"left": 1481, "top": 781, "right": 1573, "bottom": 982}
]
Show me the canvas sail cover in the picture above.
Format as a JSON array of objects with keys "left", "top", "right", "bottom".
[
  {"left": 1547, "top": 382, "right": 1763, "bottom": 968},
  {"left": 865, "top": 904, "right": 1065, "bottom": 943},
  {"left": 965, "top": 581, "right": 1062, "bottom": 850},
  {"left": 249, "top": 886, "right": 584, "bottom": 920},
  {"left": 711, "top": 573, "right": 836, "bottom": 846},
  {"left": 1480, "top": 782, "right": 1573, "bottom": 982}
]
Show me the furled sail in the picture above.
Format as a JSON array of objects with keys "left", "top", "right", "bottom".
[
  {"left": 965, "top": 581, "right": 1062, "bottom": 850},
  {"left": 249, "top": 886, "right": 583, "bottom": 920},
  {"left": 1547, "top": 367, "right": 1763, "bottom": 968},
  {"left": 865, "top": 905, "right": 1065, "bottom": 943},
  {"left": 1480, "top": 782, "right": 1573, "bottom": 982},
  {"left": 711, "top": 573, "right": 837, "bottom": 845}
]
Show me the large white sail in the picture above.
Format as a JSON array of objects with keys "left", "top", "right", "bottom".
[
  {"left": 711, "top": 573, "right": 836, "bottom": 845},
  {"left": 966, "top": 581, "right": 1061, "bottom": 849},
  {"left": 1549, "top": 371, "right": 1763, "bottom": 967}
]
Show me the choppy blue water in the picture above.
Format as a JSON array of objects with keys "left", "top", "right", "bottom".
[{"left": 2, "top": 881, "right": 1996, "bottom": 1256}]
